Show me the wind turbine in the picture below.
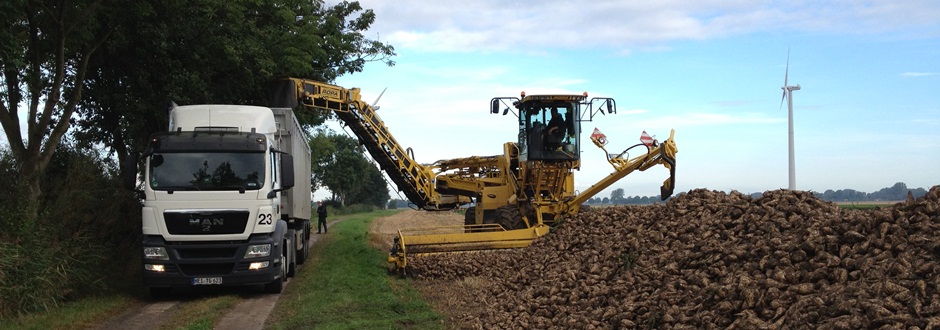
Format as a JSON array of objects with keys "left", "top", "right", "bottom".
[{"left": 780, "top": 50, "right": 801, "bottom": 190}]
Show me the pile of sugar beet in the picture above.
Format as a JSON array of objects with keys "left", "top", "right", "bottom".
[{"left": 408, "top": 186, "right": 940, "bottom": 329}]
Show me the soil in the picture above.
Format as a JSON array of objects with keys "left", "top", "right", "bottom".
[
  {"left": 368, "top": 209, "right": 486, "bottom": 329},
  {"left": 368, "top": 209, "right": 464, "bottom": 251}
]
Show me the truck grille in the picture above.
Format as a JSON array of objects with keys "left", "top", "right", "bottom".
[
  {"left": 176, "top": 247, "right": 238, "bottom": 259},
  {"left": 164, "top": 210, "right": 249, "bottom": 235},
  {"left": 179, "top": 263, "right": 235, "bottom": 276}
]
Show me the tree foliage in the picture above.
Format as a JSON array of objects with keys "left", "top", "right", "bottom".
[
  {"left": 0, "top": 0, "right": 395, "bottom": 316},
  {"left": 311, "top": 130, "right": 388, "bottom": 207},
  {"left": 1, "top": 0, "right": 395, "bottom": 209},
  {"left": 818, "top": 182, "right": 928, "bottom": 202},
  {"left": 75, "top": 0, "right": 395, "bottom": 179},
  {"left": 0, "top": 0, "right": 121, "bottom": 209},
  {"left": 610, "top": 188, "right": 625, "bottom": 204},
  {"left": 587, "top": 182, "right": 932, "bottom": 205}
]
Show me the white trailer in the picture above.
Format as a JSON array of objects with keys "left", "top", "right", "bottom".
[{"left": 126, "top": 105, "right": 311, "bottom": 296}]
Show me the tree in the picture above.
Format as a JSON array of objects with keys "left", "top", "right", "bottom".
[
  {"left": 872, "top": 182, "right": 908, "bottom": 201},
  {"left": 0, "top": 0, "right": 120, "bottom": 212},
  {"left": 309, "top": 127, "right": 338, "bottom": 191},
  {"left": 348, "top": 161, "right": 389, "bottom": 207},
  {"left": 610, "top": 188, "right": 625, "bottom": 204},
  {"left": 315, "top": 132, "right": 388, "bottom": 207},
  {"left": 73, "top": 0, "right": 395, "bottom": 182}
]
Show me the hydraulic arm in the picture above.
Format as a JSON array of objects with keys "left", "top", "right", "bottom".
[{"left": 276, "top": 78, "right": 468, "bottom": 210}]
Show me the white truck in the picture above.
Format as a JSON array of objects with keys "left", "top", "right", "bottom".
[{"left": 125, "top": 105, "right": 312, "bottom": 296}]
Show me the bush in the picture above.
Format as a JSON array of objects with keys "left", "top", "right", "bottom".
[
  {"left": 0, "top": 145, "right": 141, "bottom": 318},
  {"left": 328, "top": 203, "right": 384, "bottom": 216}
]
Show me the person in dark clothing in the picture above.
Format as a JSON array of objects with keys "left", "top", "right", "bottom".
[
  {"left": 545, "top": 108, "right": 566, "bottom": 150},
  {"left": 316, "top": 201, "right": 328, "bottom": 234}
]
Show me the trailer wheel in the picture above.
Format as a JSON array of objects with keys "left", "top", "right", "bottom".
[
  {"left": 297, "top": 225, "right": 309, "bottom": 265},
  {"left": 304, "top": 220, "right": 311, "bottom": 241}
]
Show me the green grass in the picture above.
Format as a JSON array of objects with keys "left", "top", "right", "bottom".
[
  {"left": 267, "top": 210, "right": 443, "bottom": 330},
  {"left": 0, "top": 295, "right": 133, "bottom": 330},
  {"left": 1, "top": 209, "right": 441, "bottom": 330},
  {"left": 163, "top": 295, "right": 240, "bottom": 330}
]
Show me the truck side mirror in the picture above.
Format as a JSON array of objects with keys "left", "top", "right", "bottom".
[
  {"left": 280, "top": 154, "right": 295, "bottom": 189},
  {"left": 124, "top": 153, "right": 138, "bottom": 190},
  {"left": 490, "top": 99, "right": 499, "bottom": 114}
]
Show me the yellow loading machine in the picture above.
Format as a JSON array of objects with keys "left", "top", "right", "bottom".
[{"left": 271, "top": 78, "right": 678, "bottom": 273}]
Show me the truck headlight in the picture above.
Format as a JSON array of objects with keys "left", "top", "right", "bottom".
[
  {"left": 245, "top": 244, "right": 271, "bottom": 258},
  {"left": 144, "top": 247, "right": 169, "bottom": 260},
  {"left": 144, "top": 264, "right": 166, "bottom": 272}
]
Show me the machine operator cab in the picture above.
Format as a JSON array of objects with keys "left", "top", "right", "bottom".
[{"left": 492, "top": 92, "right": 616, "bottom": 162}]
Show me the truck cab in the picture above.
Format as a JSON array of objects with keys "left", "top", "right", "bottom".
[{"left": 127, "top": 105, "right": 311, "bottom": 296}]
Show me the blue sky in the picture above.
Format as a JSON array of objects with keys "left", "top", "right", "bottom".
[{"left": 321, "top": 0, "right": 940, "bottom": 200}]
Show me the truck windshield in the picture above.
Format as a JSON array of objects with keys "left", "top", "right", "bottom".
[{"left": 149, "top": 152, "right": 265, "bottom": 191}]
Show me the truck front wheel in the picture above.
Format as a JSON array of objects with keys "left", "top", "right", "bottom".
[{"left": 263, "top": 260, "right": 285, "bottom": 294}]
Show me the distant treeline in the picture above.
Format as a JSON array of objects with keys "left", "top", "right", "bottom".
[
  {"left": 805, "top": 182, "right": 929, "bottom": 203},
  {"left": 589, "top": 182, "right": 931, "bottom": 205},
  {"left": 385, "top": 182, "right": 933, "bottom": 208}
]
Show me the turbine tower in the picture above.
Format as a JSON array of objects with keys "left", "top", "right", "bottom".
[{"left": 780, "top": 50, "right": 800, "bottom": 190}]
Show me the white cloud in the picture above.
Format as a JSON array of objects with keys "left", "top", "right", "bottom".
[
  {"left": 902, "top": 72, "right": 938, "bottom": 77},
  {"left": 345, "top": 0, "right": 940, "bottom": 53}
]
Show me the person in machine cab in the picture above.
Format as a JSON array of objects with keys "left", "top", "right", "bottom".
[{"left": 545, "top": 108, "right": 566, "bottom": 149}]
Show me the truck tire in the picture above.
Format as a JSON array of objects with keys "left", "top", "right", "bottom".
[
  {"left": 304, "top": 220, "right": 311, "bottom": 241},
  {"left": 263, "top": 259, "right": 286, "bottom": 294},
  {"left": 297, "top": 224, "right": 309, "bottom": 265},
  {"left": 286, "top": 229, "right": 297, "bottom": 277}
]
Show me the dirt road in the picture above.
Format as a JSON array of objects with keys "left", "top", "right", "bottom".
[
  {"left": 92, "top": 211, "right": 460, "bottom": 330},
  {"left": 93, "top": 219, "right": 343, "bottom": 330}
]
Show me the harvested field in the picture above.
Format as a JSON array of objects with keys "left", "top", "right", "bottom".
[
  {"left": 368, "top": 209, "right": 463, "bottom": 251},
  {"left": 405, "top": 186, "right": 940, "bottom": 329}
]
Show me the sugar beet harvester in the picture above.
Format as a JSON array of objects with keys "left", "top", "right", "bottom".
[{"left": 272, "top": 78, "right": 678, "bottom": 273}]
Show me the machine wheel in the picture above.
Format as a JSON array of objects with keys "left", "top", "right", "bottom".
[
  {"left": 464, "top": 206, "right": 476, "bottom": 232},
  {"left": 496, "top": 205, "right": 525, "bottom": 230},
  {"left": 285, "top": 229, "right": 297, "bottom": 277}
]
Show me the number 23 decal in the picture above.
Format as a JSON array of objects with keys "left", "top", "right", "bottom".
[{"left": 257, "top": 213, "right": 273, "bottom": 225}]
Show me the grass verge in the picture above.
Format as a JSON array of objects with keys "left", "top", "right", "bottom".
[
  {"left": 266, "top": 210, "right": 443, "bottom": 330},
  {"left": 161, "top": 295, "right": 240, "bottom": 330},
  {"left": 0, "top": 295, "right": 133, "bottom": 330}
]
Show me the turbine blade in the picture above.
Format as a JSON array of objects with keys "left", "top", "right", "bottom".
[
  {"left": 780, "top": 90, "right": 787, "bottom": 110},
  {"left": 372, "top": 87, "right": 388, "bottom": 108}
]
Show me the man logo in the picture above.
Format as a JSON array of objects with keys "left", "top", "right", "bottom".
[{"left": 190, "top": 218, "right": 224, "bottom": 232}]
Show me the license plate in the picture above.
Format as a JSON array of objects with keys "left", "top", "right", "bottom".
[{"left": 192, "top": 277, "right": 222, "bottom": 285}]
